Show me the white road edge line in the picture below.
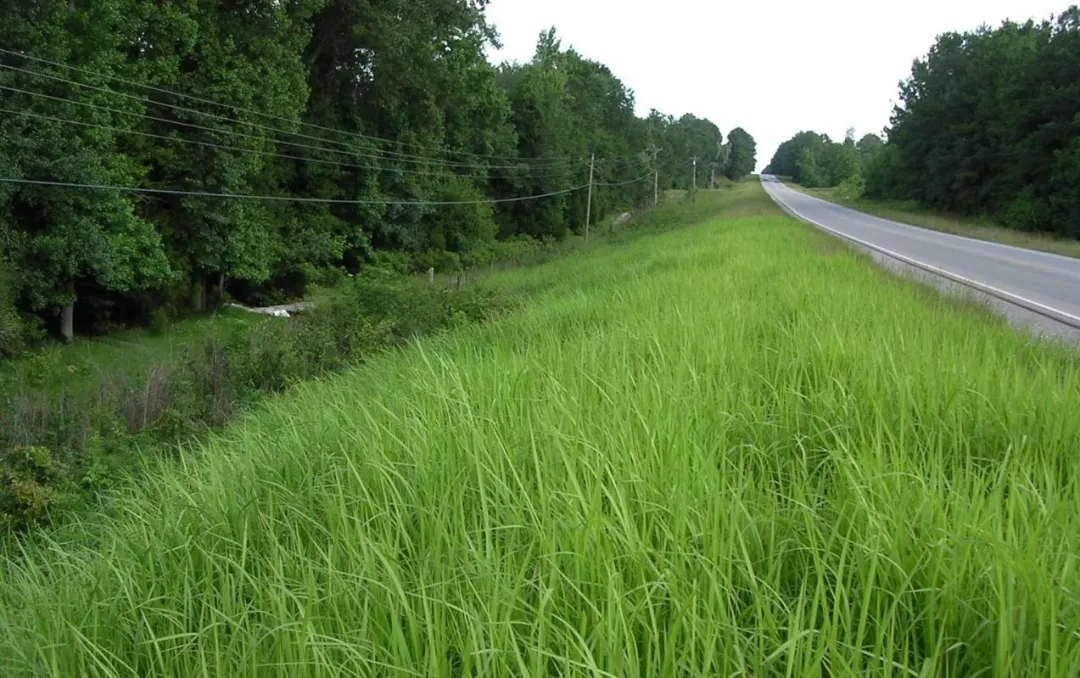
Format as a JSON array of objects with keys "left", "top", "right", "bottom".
[{"left": 764, "top": 181, "right": 1080, "bottom": 330}]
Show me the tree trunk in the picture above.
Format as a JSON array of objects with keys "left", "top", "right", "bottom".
[
  {"left": 60, "top": 281, "right": 75, "bottom": 343},
  {"left": 192, "top": 273, "right": 207, "bottom": 312},
  {"left": 215, "top": 270, "right": 225, "bottom": 309}
]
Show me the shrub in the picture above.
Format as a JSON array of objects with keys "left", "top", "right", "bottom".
[
  {"left": 369, "top": 251, "right": 413, "bottom": 275},
  {"left": 347, "top": 269, "right": 452, "bottom": 339},
  {"left": 413, "top": 249, "right": 463, "bottom": 275},
  {"left": 999, "top": 187, "right": 1047, "bottom": 233},
  {"left": 835, "top": 174, "right": 867, "bottom": 201},
  {"left": 0, "top": 261, "right": 24, "bottom": 359},
  {"left": 0, "top": 268, "right": 512, "bottom": 533},
  {"left": 447, "top": 284, "right": 517, "bottom": 324},
  {"left": 0, "top": 446, "right": 74, "bottom": 532},
  {"left": 148, "top": 307, "right": 171, "bottom": 335}
]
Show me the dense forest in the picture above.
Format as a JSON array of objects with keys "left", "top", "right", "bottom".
[
  {"left": 0, "top": 0, "right": 755, "bottom": 351},
  {"left": 767, "top": 6, "right": 1080, "bottom": 238}
]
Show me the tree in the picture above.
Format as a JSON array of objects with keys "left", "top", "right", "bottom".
[
  {"left": 0, "top": 0, "right": 173, "bottom": 340},
  {"left": 767, "top": 131, "right": 833, "bottom": 187},
  {"left": 856, "top": 133, "right": 885, "bottom": 169},
  {"left": 724, "top": 127, "right": 757, "bottom": 180},
  {"left": 136, "top": 0, "right": 322, "bottom": 311},
  {"left": 767, "top": 129, "right": 863, "bottom": 188},
  {"left": 874, "top": 8, "right": 1080, "bottom": 236},
  {"left": 0, "top": 1, "right": 727, "bottom": 344}
]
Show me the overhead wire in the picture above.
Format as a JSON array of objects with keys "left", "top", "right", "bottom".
[
  {"left": 0, "top": 160, "right": 649, "bottom": 208},
  {"left": 0, "top": 52, "right": 653, "bottom": 171},
  {"left": 0, "top": 87, "right": 650, "bottom": 182},
  {"left": 0, "top": 47, "right": 556, "bottom": 163},
  {"left": 0, "top": 177, "right": 591, "bottom": 206},
  {"left": 594, "top": 171, "right": 654, "bottom": 187},
  {"left": 0, "top": 57, "right": 581, "bottom": 169},
  {"left": 0, "top": 84, "right": 585, "bottom": 176},
  {"left": 0, "top": 106, "right": 578, "bottom": 181},
  {"left": 0, "top": 76, "right": 578, "bottom": 172},
  {"left": 0, "top": 53, "right": 654, "bottom": 208}
]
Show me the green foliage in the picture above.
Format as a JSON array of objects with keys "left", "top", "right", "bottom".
[
  {"left": 0, "top": 267, "right": 511, "bottom": 533},
  {"left": 865, "top": 7, "right": 1080, "bottom": 238},
  {"left": 0, "top": 445, "right": 74, "bottom": 532},
  {"left": 0, "top": 0, "right": 174, "bottom": 321},
  {"left": 644, "top": 111, "right": 729, "bottom": 190},
  {"left": 723, "top": 126, "right": 757, "bottom": 180},
  {"left": 0, "top": 7, "right": 753, "bottom": 341},
  {"left": 767, "top": 127, "right": 871, "bottom": 188},
  {"left": 856, "top": 133, "right": 885, "bottom": 173},
  {"left": 835, "top": 173, "right": 867, "bottom": 201},
  {"left": 147, "top": 307, "right": 171, "bottom": 336},
  {"left": 0, "top": 261, "right": 25, "bottom": 358}
]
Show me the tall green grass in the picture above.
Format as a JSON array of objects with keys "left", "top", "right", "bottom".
[{"left": 1, "top": 184, "right": 1078, "bottom": 676}]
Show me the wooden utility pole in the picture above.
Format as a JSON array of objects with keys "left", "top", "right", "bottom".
[
  {"left": 692, "top": 156, "right": 697, "bottom": 191},
  {"left": 649, "top": 146, "right": 662, "bottom": 206},
  {"left": 710, "top": 164, "right": 716, "bottom": 189},
  {"left": 585, "top": 153, "right": 595, "bottom": 242}
]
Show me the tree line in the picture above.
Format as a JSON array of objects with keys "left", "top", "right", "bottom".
[
  {"left": 765, "top": 128, "right": 883, "bottom": 198},
  {"left": 768, "top": 6, "right": 1080, "bottom": 235},
  {"left": 0, "top": 1, "right": 756, "bottom": 351}
]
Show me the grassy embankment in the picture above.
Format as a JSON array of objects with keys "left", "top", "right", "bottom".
[
  {"left": 0, "top": 203, "right": 661, "bottom": 531},
  {"left": 787, "top": 181, "right": 1080, "bottom": 259},
  {"left": 2, "top": 181, "right": 1079, "bottom": 676}
]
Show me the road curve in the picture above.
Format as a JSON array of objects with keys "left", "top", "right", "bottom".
[{"left": 761, "top": 176, "right": 1080, "bottom": 330}]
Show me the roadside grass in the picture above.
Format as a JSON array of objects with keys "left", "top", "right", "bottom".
[
  {"left": 2, "top": 182, "right": 1079, "bottom": 676},
  {"left": 0, "top": 308, "right": 263, "bottom": 396},
  {"left": 0, "top": 189, "right": 736, "bottom": 533},
  {"left": 789, "top": 182, "right": 1080, "bottom": 259}
]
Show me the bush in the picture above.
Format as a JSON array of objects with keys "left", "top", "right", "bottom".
[
  {"left": 999, "top": 187, "right": 1047, "bottom": 233},
  {"left": 0, "top": 446, "right": 75, "bottom": 531},
  {"left": 368, "top": 251, "right": 413, "bottom": 275},
  {"left": 414, "top": 250, "right": 462, "bottom": 275},
  {"left": 0, "top": 269, "right": 511, "bottom": 533},
  {"left": 835, "top": 174, "right": 867, "bottom": 201},
  {"left": 148, "top": 307, "right": 171, "bottom": 335},
  {"left": 447, "top": 284, "right": 518, "bottom": 324},
  {"left": 0, "top": 262, "right": 25, "bottom": 359},
  {"left": 348, "top": 269, "right": 453, "bottom": 339}
]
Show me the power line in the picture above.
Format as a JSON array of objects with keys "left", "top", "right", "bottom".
[
  {"left": 0, "top": 55, "right": 652, "bottom": 171},
  {"left": 594, "top": 171, "right": 653, "bottom": 187},
  {"left": 1, "top": 84, "right": 563, "bottom": 173},
  {"left": 0, "top": 106, "right": 577, "bottom": 181},
  {"left": 0, "top": 52, "right": 577, "bottom": 168},
  {"left": 0, "top": 48, "right": 540, "bottom": 163},
  {"left": 0, "top": 88, "right": 647, "bottom": 182},
  {"left": 0, "top": 71, "right": 576, "bottom": 171},
  {"left": 0, "top": 176, "right": 589, "bottom": 206}
]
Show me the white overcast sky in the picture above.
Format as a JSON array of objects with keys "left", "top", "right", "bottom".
[{"left": 484, "top": 0, "right": 1066, "bottom": 171}]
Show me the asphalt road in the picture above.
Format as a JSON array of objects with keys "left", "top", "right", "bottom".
[{"left": 760, "top": 176, "right": 1080, "bottom": 331}]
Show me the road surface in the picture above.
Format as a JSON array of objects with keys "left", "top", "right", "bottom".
[{"left": 761, "top": 176, "right": 1080, "bottom": 334}]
